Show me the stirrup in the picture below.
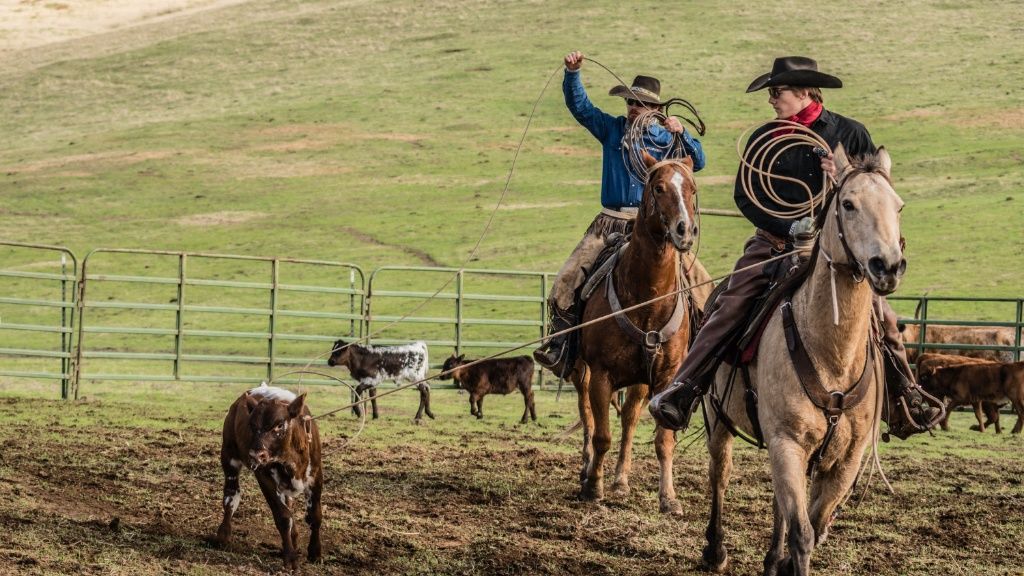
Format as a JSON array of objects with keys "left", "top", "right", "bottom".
[{"left": 649, "top": 379, "right": 704, "bottom": 431}]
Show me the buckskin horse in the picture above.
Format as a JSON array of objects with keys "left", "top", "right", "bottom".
[
  {"left": 570, "top": 152, "right": 698, "bottom": 513},
  {"left": 701, "top": 145, "right": 911, "bottom": 575}
]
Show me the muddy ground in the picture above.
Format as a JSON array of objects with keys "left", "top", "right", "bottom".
[{"left": 0, "top": 390, "right": 1022, "bottom": 575}]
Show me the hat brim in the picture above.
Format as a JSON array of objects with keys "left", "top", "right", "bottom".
[
  {"left": 608, "top": 85, "right": 664, "bottom": 105},
  {"left": 746, "top": 70, "right": 843, "bottom": 93}
]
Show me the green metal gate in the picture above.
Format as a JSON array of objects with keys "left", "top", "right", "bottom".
[
  {"left": 73, "top": 248, "right": 365, "bottom": 395},
  {"left": 0, "top": 242, "right": 78, "bottom": 398}
]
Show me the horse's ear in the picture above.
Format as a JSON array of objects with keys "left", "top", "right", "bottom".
[
  {"left": 875, "top": 146, "right": 892, "bottom": 176},
  {"left": 642, "top": 150, "right": 658, "bottom": 171},
  {"left": 680, "top": 156, "right": 694, "bottom": 170},
  {"left": 833, "top": 143, "right": 851, "bottom": 177}
]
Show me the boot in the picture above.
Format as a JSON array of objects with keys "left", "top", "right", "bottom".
[
  {"left": 649, "top": 377, "right": 707, "bottom": 431},
  {"left": 533, "top": 307, "right": 575, "bottom": 376},
  {"left": 884, "top": 345, "right": 943, "bottom": 439}
]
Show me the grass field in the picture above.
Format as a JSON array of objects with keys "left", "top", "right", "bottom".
[{"left": 2, "top": 2, "right": 1024, "bottom": 575}]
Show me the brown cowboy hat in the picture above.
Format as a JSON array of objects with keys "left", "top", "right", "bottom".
[
  {"left": 609, "top": 75, "right": 664, "bottom": 105},
  {"left": 746, "top": 56, "right": 843, "bottom": 93}
]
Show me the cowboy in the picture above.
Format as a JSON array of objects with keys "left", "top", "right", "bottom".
[
  {"left": 533, "top": 50, "right": 706, "bottom": 372},
  {"left": 649, "top": 56, "right": 940, "bottom": 434}
]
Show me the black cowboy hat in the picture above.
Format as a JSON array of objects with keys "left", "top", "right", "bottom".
[
  {"left": 746, "top": 56, "right": 843, "bottom": 93},
  {"left": 609, "top": 75, "right": 664, "bottom": 105}
]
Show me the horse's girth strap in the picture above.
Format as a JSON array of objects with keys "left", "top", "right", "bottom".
[{"left": 780, "top": 297, "right": 873, "bottom": 416}]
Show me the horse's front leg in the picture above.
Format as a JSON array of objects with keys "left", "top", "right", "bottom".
[
  {"left": 763, "top": 493, "right": 788, "bottom": 576},
  {"left": 610, "top": 384, "right": 647, "bottom": 497},
  {"left": 703, "top": 415, "right": 734, "bottom": 571},
  {"left": 574, "top": 364, "right": 595, "bottom": 494},
  {"left": 653, "top": 423, "right": 682, "bottom": 515},
  {"left": 808, "top": 435, "right": 869, "bottom": 547},
  {"left": 581, "top": 370, "right": 612, "bottom": 501},
  {"left": 765, "top": 439, "right": 814, "bottom": 576}
]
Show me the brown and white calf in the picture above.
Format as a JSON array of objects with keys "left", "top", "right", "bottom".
[
  {"left": 918, "top": 358, "right": 1024, "bottom": 434},
  {"left": 327, "top": 339, "right": 433, "bottom": 423},
  {"left": 916, "top": 353, "right": 1003, "bottom": 432},
  {"left": 215, "top": 384, "right": 323, "bottom": 569},
  {"left": 439, "top": 353, "right": 537, "bottom": 423}
]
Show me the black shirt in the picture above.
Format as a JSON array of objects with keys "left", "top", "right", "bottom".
[{"left": 733, "top": 108, "right": 876, "bottom": 238}]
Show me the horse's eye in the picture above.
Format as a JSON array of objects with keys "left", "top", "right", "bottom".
[
  {"left": 842, "top": 200, "right": 855, "bottom": 211},
  {"left": 653, "top": 185, "right": 664, "bottom": 195}
]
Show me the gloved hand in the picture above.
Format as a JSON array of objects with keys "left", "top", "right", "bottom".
[{"left": 788, "top": 216, "right": 816, "bottom": 240}]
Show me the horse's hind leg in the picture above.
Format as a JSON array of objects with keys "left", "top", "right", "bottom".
[
  {"left": 765, "top": 439, "right": 814, "bottom": 576},
  {"left": 703, "top": 415, "right": 734, "bottom": 572},
  {"left": 581, "top": 370, "right": 612, "bottom": 501},
  {"left": 610, "top": 385, "right": 647, "bottom": 497}
]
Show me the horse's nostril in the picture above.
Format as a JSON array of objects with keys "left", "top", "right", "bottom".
[
  {"left": 897, "top": 259, "right": 907, "bottom": 277},
  {"left": 692, "top": 225, "right": 699, "bottom": 237},
  {"left": 676, "top": 222, "right": 689, "bottom": 237},
  {"left": 868, "top": 257, "right": 888, "bottom": 277}
]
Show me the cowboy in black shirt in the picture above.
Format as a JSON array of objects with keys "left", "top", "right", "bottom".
[{"left": 649, "top": 56, "right": 940, "bottom": 434}]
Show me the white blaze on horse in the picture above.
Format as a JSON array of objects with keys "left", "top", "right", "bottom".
[
  {"left": 571, "top": 152, "right": 699, "bottom": 513},
  {"left": 702, "top": 145, "right": 908, "bottom": 575}
]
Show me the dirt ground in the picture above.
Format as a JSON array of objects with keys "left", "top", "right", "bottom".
[
  {"left": 0, "top": 0, "right": 246, "bottom": 55},
  {"left": 1, "top": 390, "right": 1023, "bottom": 576}
]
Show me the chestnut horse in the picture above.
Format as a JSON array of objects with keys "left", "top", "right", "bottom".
[
  {"left": 570, "top": 152, "right": 698, "bottom": 513},
  {"left": 701, "top": 145, "right": 906, "bottom": 575}
]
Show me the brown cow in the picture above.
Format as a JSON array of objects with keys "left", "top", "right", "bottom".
[
  {"left": 899, "top": 321, "right": 1015, "bottom": 363},
  {"left": 439, "top": 354, "right": 537, "bottom": 424},
  {"left": 919, "top": 359, "right": 1024, "bottom": 434},
  {"left": 916, "top": 353, "right": 1003, "bottom": 432},
  {"left": 214, "top": 385, "right": 323, "bottom": 569}
]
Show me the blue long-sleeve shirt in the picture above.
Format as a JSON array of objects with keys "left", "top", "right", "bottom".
[{"left": 563, "top": 69, "right": 705, "bottom": 209}]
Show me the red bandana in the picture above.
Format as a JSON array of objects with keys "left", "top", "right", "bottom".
[{"left": 773, "top": 101, "right": 823, "bottom": 137}]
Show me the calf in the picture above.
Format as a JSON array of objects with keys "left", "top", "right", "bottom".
[
  {"left": 899, "top": 322, "right": 1015, "bottom": 363},
  {"left": 916, "top": 353, "right": 1003, "bottom": 432},
  {"left": 920, "top": 359, "right": 1024, "bottom": 434},
  {"left": 327, "top": 339, "right": 434, "bottom": 423},
  {"left": 439, "top": 353, "right": 537, "bottom": 424},
  {"left": 215, "top": 384, "right": 323, "bottom": 569}
]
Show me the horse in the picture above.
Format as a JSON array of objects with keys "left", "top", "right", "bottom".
[
  {"left": 570, "top": 151, "right": 698, "bottom": 513},
  {"left": 701, "top": 144, "right": 908, "bottom": 575}
]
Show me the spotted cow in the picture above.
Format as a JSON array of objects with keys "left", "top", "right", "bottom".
[{"left": 327, "top": 339, "right": 433, "bottom": 422}]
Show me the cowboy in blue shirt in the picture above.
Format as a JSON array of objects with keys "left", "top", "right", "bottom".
[{"left": 534, "top": 50, "right": 706, "bottom": 371}]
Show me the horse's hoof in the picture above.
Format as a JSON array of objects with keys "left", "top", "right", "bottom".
[
  {"left": 659, "top": 498, "right": 684, "bottom": 515},
  {"left": 701, "top": 544, "right": 729, "bottom": 573},
  {"left": 609, "top": 481, "right": 630, "bottom": 498},
  {"left": 413, "top": 419, "right": 425, "bottom": 426},
  {"left": 579, "top": 482, "right": 603, "bottom": 501}
]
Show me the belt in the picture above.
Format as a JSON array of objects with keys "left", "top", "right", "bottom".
[{"left": 601, "top": 206, "right": 639, "bottom": 219}]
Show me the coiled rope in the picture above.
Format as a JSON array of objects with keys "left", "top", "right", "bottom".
[{"left": 736, "top": 120, "right": 832, "bottom": 220}]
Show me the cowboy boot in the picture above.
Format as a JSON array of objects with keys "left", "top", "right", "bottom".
[
  {"left": 649, "top": 376, "right": 708, "bottom": 431},
  {"left": 533, "top": 307, "right": 575, "bottom": 375},
  {"left": 883, "top": 344, "right": 943, "bottom": 438}
]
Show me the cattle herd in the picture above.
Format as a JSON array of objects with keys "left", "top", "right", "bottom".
[{"left": 216, "top": 324, "right": 1021, "bottom": 568}]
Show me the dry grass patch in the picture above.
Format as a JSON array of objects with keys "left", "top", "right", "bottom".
[{"left": 174, "top": 210, "right": 267, "bottom": 226}]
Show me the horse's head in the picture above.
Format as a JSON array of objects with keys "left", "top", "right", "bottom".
[
  {"left": 820, "top": 144, "right": 906, "bottom": 295},
  {"left": 640, "top": 151, "right": 698, "bottom": 252}
]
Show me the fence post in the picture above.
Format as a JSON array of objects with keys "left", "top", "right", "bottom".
[
  {"left": 174, "top": 254, "right": 187, "bottom": 380},
  {"left": 537, "top": 273, "right": 548, "bottom": 390},
  {"left": 60, "top": 254, "right": 70, "bottom": 400},
  {"left": 348, "top": 268, "right": 356, "bottom": 338},
  {"left": 916, "top": 297, "right": 928, "bottom": 355},
  {"left": 1015, "top": 299, "right": 1022, "bottom": 363},
  {"left": 268, "top": 259, "right": 280, "bottom": 381},
  {"left": 455, "top": 270, "right": 464, "bottom": 356}
]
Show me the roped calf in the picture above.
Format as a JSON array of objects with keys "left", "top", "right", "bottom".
[
  {"left": 214, "top": 384, "right": 323, "bottom": 570},
  {"left": 916, "top": 353, "right": 1003, "bottom": 432},
  {"left": 439, "top": 353, "right": 537, "bottom": 424},
  {"left": 919, "top": 358, "right": 1024, "bottom": 434},
  {"left": 327, "top": 339, "right": 434, "bottom": 423}
]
